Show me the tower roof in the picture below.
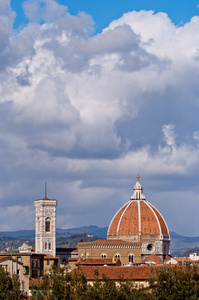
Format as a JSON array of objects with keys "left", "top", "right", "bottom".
[{"left": 107, "top": 177, "right": 169, "bottom": 238}]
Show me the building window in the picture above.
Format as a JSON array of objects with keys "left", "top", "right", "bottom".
[
  {"left": 47, "top": 259, "right": 50, "bottom": 266},
  {"left": 0, "top": 265, "right": 7, "bottom": 272},
  {"left": 23, "top": 266, "right": 29, "bottom": 275},
  {"left": 101, "top": 253, "right": 107, "bottom": 258},
  {"left": 45, "top": 242, "right": 47, "bottom": 250},
  {"left": 115, "top": 253, "right": 120, "bottom": 259},
  {"left": 147, "top": 244, "right": 153, "bottom": 251},
  {"left": 17, "top": 257, "right": 21, "bottom": 262},
  {"left": 32, "top": 270, "right": 38, "bottom": 278},
  {"left": 49, "top": 242, "right": 51, "bottom": 250},
  {"left": 17, "top": 269, "right": 20, "bottom": 275},
  {"left": 129, "top": 254, "right": 134, "bottom": 264},
  {"left": 45, "top": 218, "right": 50, "bottom": 232}
]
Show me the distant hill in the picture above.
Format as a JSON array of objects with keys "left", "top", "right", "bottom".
[
  {"left": 56, "top": 225, "right": 108, "bottom": 239},
  {"left": 56, "top": 234, "right": 99, "bottom": 248},
  {"left": 2, "top": 227, "right": 199, "bottom": 256},
  {"left": 0, "top": 225, "right": 108, "bottom": 241},
  {"left": 180, "top": 247, "right": 199, "bottom": 257},
  {"left": 170, "top": 231, "right": 199, "bottom": 256},
  {"left": 2, "top": 230, "right": 35, "bottom": 240}
]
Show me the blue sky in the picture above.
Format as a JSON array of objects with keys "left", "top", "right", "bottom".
[
  {"left": 1, "top": 0, "right": 199, "bottom": 238},
  {"left": 11, "top": 0, "right": 199, "bottom": 32}
]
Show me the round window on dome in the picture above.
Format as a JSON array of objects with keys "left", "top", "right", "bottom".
[{"left": 147, "top": 244, "right": 154, "bottom": 251}]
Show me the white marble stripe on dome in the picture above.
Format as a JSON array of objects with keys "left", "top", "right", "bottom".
[
  {"left": 107, "top": 201, "right": 129, "bottom": 236},
  {"left": 138, "top": 199, "right": 141, "bottom": 236},
  {"left": 116, "top": 200, "right": 132, "bottom": 236},
  {"left": 145, "top": 201, "right": 162, "bottom": 235},
  {"left": 147, "top": 201, "right": 170, "bottom": 235}
]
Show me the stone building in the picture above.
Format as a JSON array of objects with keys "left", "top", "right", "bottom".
[
  {"left": 0, "top": 255, "right": 29, "bottom": 294},
  {"left": 76, "top": 176, "right": 170, "bottom": 265},
  {"left": 35, "top": 194, "right": 57, "bottom": 257}
]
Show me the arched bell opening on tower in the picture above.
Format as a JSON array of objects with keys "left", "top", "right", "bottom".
[{"left": 45, "top": 218, "right": 51, "bottom": 232}]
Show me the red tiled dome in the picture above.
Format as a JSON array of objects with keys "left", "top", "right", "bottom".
[{"left": 107, "top": 176, "right": 169, "bottom": 239}]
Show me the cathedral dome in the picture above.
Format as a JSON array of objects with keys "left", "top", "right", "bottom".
[{"left": 107, "top": 176, "right": 169, "bottom": 240}]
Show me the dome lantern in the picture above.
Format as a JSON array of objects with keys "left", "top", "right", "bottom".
[{"left": 131, "top": 175, "right": 145, "bottom": 200}]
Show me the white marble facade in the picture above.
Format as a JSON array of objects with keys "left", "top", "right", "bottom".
[{"left": 35, "top": 197, "right": 57, "bottom": 257}]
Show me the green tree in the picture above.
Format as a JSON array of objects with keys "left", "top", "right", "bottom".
[
  {"left": 150, "top": 265, "right": 199, "bottom": 300},
  {"left": 30, "top": 265, "right": 72, "bottom": 300},
  {"left": 50, "top": 265, "right": 72, "bottom": 300},
  {"left": 0, "top": 267, "right": 23, "bottom": 300}
]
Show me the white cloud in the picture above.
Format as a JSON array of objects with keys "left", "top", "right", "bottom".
[
  {"left": 162, "top": 124, "right": 176, "bottom": 148},
  {"left": 0, "top": 205, "right": 34, "bottom": 231},
  {"left": 23, "top": 0, "right": 67, "bottom": 23},
  {"left": 1, "top": 1, "right": 199, "bottom": 236}
]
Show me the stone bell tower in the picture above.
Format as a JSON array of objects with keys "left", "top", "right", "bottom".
[{"left": 34, "top": 185, "right": 57, "bottom": 257}]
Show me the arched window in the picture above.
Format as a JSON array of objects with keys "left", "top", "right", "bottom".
[
  {"left": 115, "top": 253, "right": 120, "bottom": 259},
  {"left": 45, "top": 242, "right": 47, "bottom": 250},
  {"left": 101, "top": 253, "right": 107, "bottom": 258},
  {"left": 49, "top": 242, "right": 51, "bottom": 250},
  {"left": 129, "top": 254, "right": 134, "bottom": 264},
  {"left": 45, "top": 218, "right": 50, "bottom": 232}
]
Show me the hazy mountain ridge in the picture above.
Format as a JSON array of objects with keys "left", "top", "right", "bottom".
[
  {"left": 0, "top": 225, "right": 108, "bottom": 240},
  {"left": 1, "top": 226, "right": 199, "bottom": 256},
  {"left": 170, "top": 231, "right": 199, "bottom": 256}
]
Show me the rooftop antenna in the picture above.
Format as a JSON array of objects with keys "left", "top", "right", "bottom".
[{"left": 45, "top": 182, "right": 47, "bottom": 198}]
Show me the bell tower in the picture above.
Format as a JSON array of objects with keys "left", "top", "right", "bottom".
[{"left": 34, "top": 186, "right": 57, "bottom": 257}]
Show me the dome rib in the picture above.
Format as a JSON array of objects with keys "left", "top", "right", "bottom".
[
  {"left": 144, "top": 201, "right": 162, "bottom": 235},
  {"left": 147, "top": 202, "right": 169, "bottom": 235},
  {"left": 138, "top": 199, "right": 141, "bottom": 235},
  {"left": 107, "top": 202, "right": 129, "bottom": 236},
  {"left": 117, "top": 201, "right": 139, "bottom": 235},
  {"left": 116, "top": 201, "right": 131, "bottom": 236}
]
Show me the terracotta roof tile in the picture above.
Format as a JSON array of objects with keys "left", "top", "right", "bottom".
[
  {"left": 108, "top": 202, "right": 130, "bottom": 236},
  {"left": 107, "top": 200, "right": 169, "bottom": 238},
  {"left": 76, "top": 258, "right": 121, "bottom": 266},
  {"left": 69, "top": 258, "right": 78, "bottom": 261},
  {"left": 90, "top": 239, "right": 138, "bottom": 244},
  {"left": 147, "top": 203, "right": 169, "bottom": 235},
  {"left": 172, "top": 257, "right": 199, "bottom": 263},
  {"left": 142, "top": 254, "right": 163, "bottom": 265},
  {"left": 44, "top": 254, "right": 59, "bottom": 259},
  {"left": 73, "top": 265, "right": 156, "bottom": 281}
]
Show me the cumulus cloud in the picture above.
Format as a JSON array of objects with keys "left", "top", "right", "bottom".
[
  {"left": 23, "top": 0, "right": 67, "bottom": 23},
  {"left": 1, "top": 1, "right": 199, "bottom": 235}
]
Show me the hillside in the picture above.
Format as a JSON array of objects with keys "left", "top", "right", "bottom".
[
  {"left": 1, "top": 226, "right": 199, "bottom": 256},
  {"left": 170, "top": 231, "right": 199, "bottom": 256}
]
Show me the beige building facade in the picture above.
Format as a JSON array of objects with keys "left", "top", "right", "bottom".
[{"left": 0, "top": 256, "right": 29, "bottom": 294}]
